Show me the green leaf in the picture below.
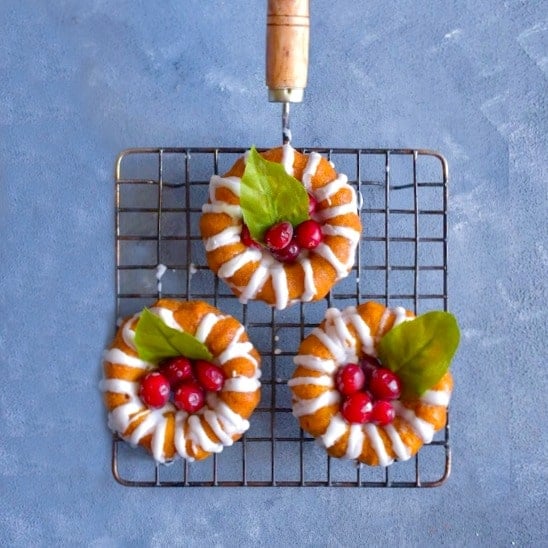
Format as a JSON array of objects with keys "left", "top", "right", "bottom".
[
  {"left": 240, "top": 146, "right": 309, "bottom": 242},
  {"left": 377, "top": 311, "right": 460, "bottom": 398},
  {"left": 134, "top": 308, "right": 213, "bottom": 363}
]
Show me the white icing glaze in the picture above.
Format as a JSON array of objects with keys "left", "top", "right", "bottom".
[
  {"left": 281, "top": 143, "right": 295, "bottom": 175},
  {"left": 313, "top": 175, "right": 348, "bottom": 203},
  {"left": 151, "top": 415, "right": 168, "bottom": 461},
  {"left": 363, "top": 423, "right": 393, "bottom": 466},
  {"left": 323, "top": 308, "right": 360, "bottom": 364},
  {"left": 345, "top": 424, "right": 365, "bottom": 459},
  {"left": 321, "top": 223, "right": 361, "bottom": 241},
  {"left": 313, "top": 242, "right": 349, "bottom": 279},
  {"left": 392, "top": 401, "right": 435, "bottom": 443},
  {"left": 321, "top": 413, "right": 347, "bottom": 448},
  {"left": 201, "top": 202, "right": 242, "bottom": 218},
  {"left": 271, "top": 262, "right": 289, "bottom": 310},
  {"left": 292, "top": 389, "right": 340, "bottom": 418},
  {"left": 155, "top": 263, "right": 167, "bottom": 278},
  {"left": 347, "top": 313, "right": 376, "bottom": 357},
  {"left": 209, "top": 175, "right": 241, "bottom": 201},
  {"left": 234, "top": 250, "right": 314, "bottom": 308},
  {"left": 99, "top": 378, "right": 139, "bottom": 397},
  {"left": 102, "top": 348, "right": 149, "bottom": 370},
  {"left": 216, "top": 336, "right": 258, "bottom": 368},
  {"left": 204, "top": 409, "right": 234, "bottom": 446},
  {"left": 223, "top": 376, "right": 261, "bottom": 392},
  {"left": 238, "top": 258, "right": 271, "bottom": 303},
  {"left": 121, "top": 313, "right": 139, "bottom": 347},
  {"left": 378, "top": 306, "right": 410, "bottom": 335},
  {"left": 107, "top": 401, "right": 145, "bottom": 434},
  {"left": 292, "top": 355, "right": 337, "bottom": 374},
  {"left": 204, "top": 225, "right": 241, "bottom": 252},
  {"left": 420, "top": 389, "right": 451, "bottom": 406},
  {"left": 174, "top": 411, "right": 193, "bottom": 461},
  {"left": 383, "top": 423, "right": 411, "bottom": 461},
  {"left": 328, "top": 308, "right": 355, "bottom": 347},
  {"left": 311, "top": 327, "right": 347, "bottom": 362},
  {"left": 128, "top": 411, "right": 160, "bottom": 447},
  {"left": 217, "top": 248, "right": 262, "bottom": 279},
  {"left": 392, "top": 306, "right": 411, "bottom": 327},
  {"left": 194, "top": 312, "right": 222, "bottom": 344},
  {"left": 155, "top": 264, "right": 167, "bottom": 292},
  {"left": 302, "top": 152, "right": 321, "bottom": 190},
  {"left": 286, "top": 375, "right": 334, "bottom": 388},
  {"left": 317, "top": 203, "right": 357, "bottom": 222},
  {"left": 188, "top": 414, "right": 223, "bottom": 453},
  {"left": 298, "top": 256, "right": 317, "bottom": 301},
  {"left": 101, "top": 306, "right": 260, "bottom": 463},
  {"left": 357, "top": 190, "right": 364, "bottom": 211},
  {"left": 207, "top": 393, "right": 250, "bottom": 435},
  {"left": 149, "top": 307, "right": 179, "bottom": 330}
]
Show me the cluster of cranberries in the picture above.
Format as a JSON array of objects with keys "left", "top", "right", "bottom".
[
  {"left": 241, "top": 193, "right": 323, "bottom": 263},
  {"left": 138, "top": 357, "right": 225, "bottom": 413},
  {"left": 336, "top": 356, "right": 403, "bottom": 426}
]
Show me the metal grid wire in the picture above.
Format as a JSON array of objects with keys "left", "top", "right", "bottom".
[{"left": 112, "top": 146, "right": 450, "bottom": 487}]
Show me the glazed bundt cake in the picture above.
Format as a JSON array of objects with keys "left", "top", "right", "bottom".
[
  {"left": 200, "top": 145, "right": 361, "bottom": 310},
  {"left": 288, "top": 301, "right": 459, "bottom": 466},
  {"left": 100, "top": 299, "right": 261, "bottom": 463}
]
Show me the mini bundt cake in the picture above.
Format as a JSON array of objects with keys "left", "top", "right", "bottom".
[
  {"left": 200, "top": 145, "right": 362, "bottom": 310},
  {"left": 100, "top": 299, "right": 261, "bottom": 463},
  {"left": 289, "top": 302, "right": 458, "bottom": 466}
]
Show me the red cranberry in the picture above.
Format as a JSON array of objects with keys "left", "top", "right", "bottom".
[
  {"left": 295, "top": 219, "right": 323, "bottom": 250},
  {"left": 335, "top": 363, "right": 366, "bottom": 396},
  {"left": 173, "top": 380, "right": 205, "bottom": 413},
  {"left": 194, "top": 360, "right": 226, "bottom": 392},
  {"left": 159, "top": 357, "right": 193, "bottom": 387},
  {"left": 369, "top": 368, "right": 402, "bottom": 401},
  {"left": 359, "top": 355, "right": 381, "bottom": 382},
  {"left": 241, "top": 224, "right": 261, "bottom": 249},
  {"left": 271, "top": 239, "right": 301, "bottom": 263},
  {"left": 264, "top": 221, "right": 293, "bottom": 250},
  {"left": 138, "top": 372, "right": 170, "bottom": 409},
  {"left": 370, "top": 400, "right": 396, "bottom": 426},
  {"left": 341, "top": 392, "right": 373, "bottom": 424},
  {"left": 308, "top": 193, "right": 318, "bottom": 215}
]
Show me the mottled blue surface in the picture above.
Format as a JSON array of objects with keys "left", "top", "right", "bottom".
[{"left": 1, "top": 0, "right": 546, "bottom": 545}]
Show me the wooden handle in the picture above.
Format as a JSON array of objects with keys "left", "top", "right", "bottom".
[{"left": 266, "top": 0, "right": 309, "bottom": 102}]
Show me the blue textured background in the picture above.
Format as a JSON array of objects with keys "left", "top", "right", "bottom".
[{"left": 1, "top": 0, "right": 546, "bottom": 545}]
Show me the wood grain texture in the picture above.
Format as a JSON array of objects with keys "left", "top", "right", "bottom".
[{"left": 266, "top": 0, "right": 309, "bottom": 101}]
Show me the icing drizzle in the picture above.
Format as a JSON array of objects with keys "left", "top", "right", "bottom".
[
  {"left": 290, "top": 305, "right": 451, "bottom": 465},
  {"left": 100, "top": 306, "right": 260, "bottom": 463},
  {"left": 201, "top": 146, "right": 361, "bottom": 310}
]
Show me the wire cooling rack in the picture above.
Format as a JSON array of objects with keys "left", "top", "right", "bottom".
[{"left": 111, "top": 146, "right": 450, "bottom": 487}]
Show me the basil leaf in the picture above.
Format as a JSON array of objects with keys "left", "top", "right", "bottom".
[
  {"left": 134, "top": 308, "right": 213, "bottom": 363},
  {"left": 240, "top": 146, "right": 309, "bottom": 242},
  {"left": 377, "top": 311, "right": 460, "bottom": 398}
]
